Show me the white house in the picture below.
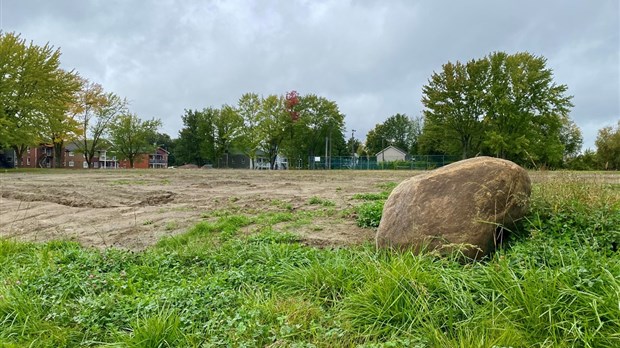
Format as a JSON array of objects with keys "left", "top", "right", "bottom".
[{"left": 376, "top": 145, "right": 408, "bottom": 163}]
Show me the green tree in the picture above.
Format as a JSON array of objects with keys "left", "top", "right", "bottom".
[
  {"left": 420, "top": 52, "right": 574, "bottom": 167},
  {"left": 559, "top": 116, "right": 583, "bottom": 161},
  {"left": 236, "top": 93, "right": 262, "bottom": 168},
  {"left": 109, "top": 113, "right": 162, "bottom": 168},
  {"left": 175, "top": 109, "right": 210, "bottom": 166},
  {"left": 421, "top": 59, "right": 488, "bottom": 159},
  {"left": 213, "top": 104, "right": 243, "bottom": 167},
  {"left": 72, "top": 79, "right": 127, "bottom": 168},
  {"left": 0, "top": 32, "right": 81, "bottom": 165},
  {"left": 257, "top": 94, "right": 291, "bottom": 169},
  {"left": 482, "top": 52, "right": 572, "bottom": 167},
  {"left": 365, "top": 114, "right": 422, "bottom": 155},
  {"left": 595, "top": 120, "right": 620, "bottom": 170},
  {"left": 285, "top": 94, "right": 345, "bottom": 167},
  {"left": 39, "top": 73, "right": 83, "bottom": 168}
]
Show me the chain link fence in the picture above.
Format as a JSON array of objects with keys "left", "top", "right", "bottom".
[{"left": 307, "top": 155, "right": 460, "bottom": 170}]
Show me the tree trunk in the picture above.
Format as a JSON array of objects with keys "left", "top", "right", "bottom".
[
  {"left": 53, "top": 141, "right": 64, "bottom": 168},
  {"left": 12, "top": 145, "right": 27, "bottom": 168}
]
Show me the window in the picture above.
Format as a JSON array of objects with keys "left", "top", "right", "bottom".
[
  {"left": 68, "top": 151, "right": 74, "bottom": 157},
  {"left": 83, "top": 161, "right": 88, "bottom": 168},
  {"left": 68, "top": 161, "right": 74, "bottom": 167},
  {"left": 93, "top": 162, "right": 99, "bottom": 168},
  {"left": 26, "top": 157, "right": 30, "bottom": 166},
  {"left": 27, "top": 146, "right": 30, "bottom": 154}
]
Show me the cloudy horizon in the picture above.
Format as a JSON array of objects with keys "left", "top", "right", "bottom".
[{"left": 3, "top": 0, "right": 619, "bottom": 151}]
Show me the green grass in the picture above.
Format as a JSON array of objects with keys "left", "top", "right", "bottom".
[
  {"left": 308, "top": 196, "right": 336, "bottom": 207},
  {"left": 1, "top": 177, "right": 619, "bottom": 346}
]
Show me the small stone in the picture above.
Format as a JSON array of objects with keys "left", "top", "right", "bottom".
[{"left": 376, "top": 156, "right": 531, "bottom": 259}]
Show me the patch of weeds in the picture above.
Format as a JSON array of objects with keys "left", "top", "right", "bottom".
[
  {"left": 352, "top": 192, "right": 389, "bottom": 201},
  {"left": 376, "top": 182, "right": 398, "bottom": 191},
  {"left": 164, "top": 221, "right": 178, "bottom": 231},
  {"left": 356, "top": 201, "right": 384, "bottom": 228},
  {"left": 308, "top": 196, "right": 336, "bottom": 207},
  {"left": 270, "top": 199, "right": 294, "bottom": 212},
  {"left": 143, "top": 220, "right": 154, "bottom": 226}
]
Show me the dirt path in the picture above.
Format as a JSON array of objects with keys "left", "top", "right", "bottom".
[{"left": 0, "top": 169, "right": 414, "bottom": 249}]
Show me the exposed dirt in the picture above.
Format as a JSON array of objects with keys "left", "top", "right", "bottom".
[
  {"left": 0, "top": 169, "right": 414, "bottom": 250},
  {"left": 1, "top": 169, "right": 618, "bottom": 250}
]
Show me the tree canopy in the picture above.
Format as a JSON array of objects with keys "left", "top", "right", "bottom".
[
  {"left": 109, "top": 113, "right": 162, "bottom": 168},
  {"left": 365, "top": 114, "right": 422, "bottom": 155},
  {"left": 173, "top": 92, "right": 346, "bottom": 169},
  {"left": 0, "top": 31, "right": 81, "bottom": 165},
  {"left": 420, "top": 52, "right": 576, "bottom": 167},
  {"left": 595, "top": 120, "right": 620, "bottom": 170}
]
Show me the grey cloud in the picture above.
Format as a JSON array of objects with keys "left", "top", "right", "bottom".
[{"left": 3, "top": 0, "right": 618, "bottom": 148}]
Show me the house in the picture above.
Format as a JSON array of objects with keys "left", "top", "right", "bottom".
[
  {"left": 118, "top": 147, "right": 169, "bottom": 169},
  {"left": 12, "top": 142, "right": 167, "bottom": 169},
  {"left": 149, "top": 147, "right": 169, "bottom": 169},
  {"left": 376, "top": 145, "right": 408, "bottom": 163},
  {"left": 17, "top": 144, "right": 57, "bottom": 168},
  {"left": 63, "top": 142, "right": 94, "bottom": 169}
]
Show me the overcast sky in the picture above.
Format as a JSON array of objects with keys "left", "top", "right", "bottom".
[{"left": 3, "top": 0, "right": 619, "bottom": 150}]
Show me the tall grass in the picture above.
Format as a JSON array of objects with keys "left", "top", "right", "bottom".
[{"left": 0, "top": 175, "right": 618, "bottom": 346}]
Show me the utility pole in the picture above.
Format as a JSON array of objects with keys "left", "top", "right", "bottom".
[{"left": 351, "top": 129, "right": 356, "bottom": 168}]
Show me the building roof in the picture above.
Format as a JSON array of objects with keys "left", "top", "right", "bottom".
[{"left": 375, "top": 145, "right": 408, "bottom": 157}]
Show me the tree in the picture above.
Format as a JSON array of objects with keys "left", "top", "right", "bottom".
[
  {"left": 421, "top": 59, "right": 488, "bottom": 159},
  {"left": 0, "top": 32, "right": 81, "bottom": 166},
  {"left": 236, "top": 93, "right": 262, "bottom": 168},
  {"left": 365, "top": 114, "right": 422, "bottom": 155},
  {"left": 72, "top": 79, "right": 127, "bottom": 168},
  {"left": 482, "top": 52, "right": 572, "bottom": 167},
  {"left": 287, "top": 94, "right": 345, "bottom": 167},
  {"left": 595, "top": 120, "right": 620, "bottom": 170},
  {"left": 420, "top": 52, "right": 575, "bottom": 166},
  {"left": 559, "top": 116, "right": 583, "bottom": 161},
  {"left": 39, "top": 73, "right": 83, "bottom": 168},
  {"left": 109, "top": 113, "right": 161, "bottom": 168},
  {"left": 213, "top": 104, "right": 244, "bottom": 167},
  {"left": 257, "top": 94, "right": 291, "bottom": 169},
  {"left": 175, "top": 109, "right": 209, "bottom": 166}
]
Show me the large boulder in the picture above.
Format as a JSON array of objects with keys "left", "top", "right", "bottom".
[{"left": 376, "top": 156, "right": 531, "bottom": 259}]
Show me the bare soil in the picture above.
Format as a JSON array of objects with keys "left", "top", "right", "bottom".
[
  {"left": 1, "top": 169, "right": 618, "bottom": 250},
  {"left": 0, "top": 169, "right": 413, "bottom": 250}
]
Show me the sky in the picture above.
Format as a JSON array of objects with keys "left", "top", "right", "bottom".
[{"left": 3, "top": 0, "right": 619, "bottom": 151}]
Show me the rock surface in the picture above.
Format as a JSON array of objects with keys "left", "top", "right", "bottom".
[{"left": 376, "top": 156, "right": 531, "bottom": 259}]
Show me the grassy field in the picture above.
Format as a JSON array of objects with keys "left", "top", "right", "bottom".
[{"left": 0, "top": 173, "right": 619, "bottom": 347}]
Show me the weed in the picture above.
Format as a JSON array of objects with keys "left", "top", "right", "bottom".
[
  {"left": 356, "top": 201, "right": 384, "bottom": 228},
  {"left": 164, "top": 221, "right": 178, "bottom": 231},
  {"left": 352, "top": 192, "right": 389, "bottom": 201},
  {"left": 308, "top": 196, "right": 336, "bottom": 207}
]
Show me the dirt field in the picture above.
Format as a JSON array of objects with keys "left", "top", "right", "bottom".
[
  {"left": 0, "top": 169, "right": 414, "bottom": 249},
  {"left": 1, "top": 169, "right": 618, "bottom": 250}
]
